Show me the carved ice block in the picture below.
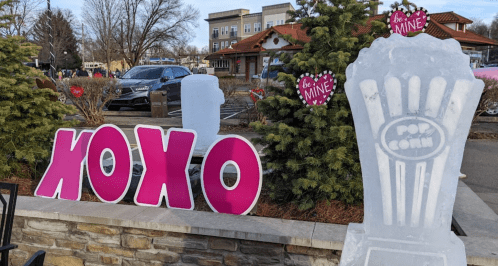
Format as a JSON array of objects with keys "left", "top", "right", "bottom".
[
  {"left": 340, "top": 34, "right": 484, "bottom": 266},
  {"left": 181, "top": 75, "right": 225, "bottom": 152}
]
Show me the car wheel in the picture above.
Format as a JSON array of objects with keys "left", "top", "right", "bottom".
[
  {"left": 484, "top": 102, "right": 498, "bottom": 116},
  {"left": 58, "top": 92, "right": 67, "bottom": 104},
  {"left": 107, "top": 105, "right": 121, "bottom": 111}
]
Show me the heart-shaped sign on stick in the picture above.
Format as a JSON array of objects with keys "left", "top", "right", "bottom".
[
  {"left": 70, "top": 86, "right": 84, "bottom": 98},
  {"left": 388, "top": 7, "right": 430, "bottom": 36},
  {"left": 296, "top": 71, "right": 336, "bottom": 107}
]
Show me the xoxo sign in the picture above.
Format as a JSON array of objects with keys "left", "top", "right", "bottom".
[{"left": 35, "top": 124, "right": 262, "bottom": 215}]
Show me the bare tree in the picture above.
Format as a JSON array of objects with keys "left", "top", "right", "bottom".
[
  {"left": 117, "top": 0, "right": 199, "bottom": 67},
  {"left": 468, "top": 18, "right": 490, "bottom": 37},
  {"left": 0, "top": 0, "right": 43, "bottom": 36},
  {"left": 492, "top": 13, "right": 498, "bottom": 40},
  {"left": 83, "top": 0, "right": 122, "bottom": 76}
]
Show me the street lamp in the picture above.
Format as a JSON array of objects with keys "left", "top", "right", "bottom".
[{"left": 64, "top": 51, "right": 67, "bottom": 77}]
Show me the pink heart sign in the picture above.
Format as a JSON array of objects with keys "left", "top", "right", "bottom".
[
  {"left": 296, "top": 71, "right": 336, "bottom": 107},
  {"left": 70, "top": 86, "right": 84, "bottom": 98},
  {"left": 388, "top": 7, "right": 430, "bottom": 36}
]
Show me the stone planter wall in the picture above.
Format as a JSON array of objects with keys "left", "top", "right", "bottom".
[
  {"left": 10, "top": 216, "right": 341, "bottom": 266},
  {"left": 6, "top": 181, "right": 498, "bottom": 266}
]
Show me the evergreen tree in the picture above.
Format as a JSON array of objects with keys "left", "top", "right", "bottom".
[
  {"left": 0, "top": 0, "right": 77, "bottom": 178},
  {"left": 30, "top": 9, "right": 80, "bottom": 69},
  {"left": 251, "top": 0, "right": 386, "bottom": 209},
  {"left": 287, "top": 0, "right": 316, "bottom": 22}
]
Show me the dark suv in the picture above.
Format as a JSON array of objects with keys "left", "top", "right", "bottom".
[{"left": 106, "top": 65, "right": 192, "bottom": 111}]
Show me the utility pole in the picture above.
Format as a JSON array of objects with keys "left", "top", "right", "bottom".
[
  {"left": 82, "top": 23, "right": 85, "bottom": 67},
  {"left": 487, "top": 28, "right": 491, "bottom": 64},
  {"left": 47, "top": 0, "right": 56, "bottom": 84}
]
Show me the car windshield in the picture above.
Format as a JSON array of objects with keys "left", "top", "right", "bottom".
[{"left": 121, "top": 67, "right": 165, "bottom": 79}]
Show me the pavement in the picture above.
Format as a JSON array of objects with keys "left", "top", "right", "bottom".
[
  {"left": 462, "top": 121, "right": 498, "bottom": 215},
  {"left": 66, "top": 111, "right": 498, "bottom": 215}
]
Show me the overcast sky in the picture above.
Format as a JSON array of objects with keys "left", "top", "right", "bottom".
[{"left": 50, "top": 0, "right": 498, "bottom": 48}]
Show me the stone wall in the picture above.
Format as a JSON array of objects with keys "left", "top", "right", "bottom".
[{"left": 10, "top": 216, "right": 340, "bottom": 266}]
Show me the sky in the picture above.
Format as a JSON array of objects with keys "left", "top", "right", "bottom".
[{"left": 50, "top": 0, "right": 498, "bottom": 48}]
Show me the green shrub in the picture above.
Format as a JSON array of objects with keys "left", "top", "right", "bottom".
[{"left": 0, "top": 32, "right": 77, "bottom": 178}]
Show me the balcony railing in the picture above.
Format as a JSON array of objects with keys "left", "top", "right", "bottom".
[
  {"left": 212, "top": 33, "right": 219, "bottom": 39},
  {"left": 230, "top": 31, "right": 237, "bottom": 37}
]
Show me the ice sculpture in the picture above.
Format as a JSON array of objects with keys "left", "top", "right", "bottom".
[
  {"left": 340, "top": 33, "right": 484, "bottom": 266},
  {"left": 181, "top": 75, "right": 225, "bottom": 152}
]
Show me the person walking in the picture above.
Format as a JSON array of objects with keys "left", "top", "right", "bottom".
[
  {"left": 77, "top": 67, "right": 89, "bottom": 77},
  {"left": 57, "top": 69, "right": 62, "bottom": 80}
]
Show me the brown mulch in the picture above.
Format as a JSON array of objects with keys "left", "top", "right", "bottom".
[
  {"left": 468, "top": 131, "right": 498, "bottom": 140},
  {"left": 1, "top": 176, "right": 364, "bottom": 225},
  {"left": 219, "top": 124, "right": 255, "bottom": 133}
]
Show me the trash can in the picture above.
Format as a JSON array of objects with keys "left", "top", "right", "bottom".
[{"left": 150, "top": 91, "right": 168, "bottom": 118}]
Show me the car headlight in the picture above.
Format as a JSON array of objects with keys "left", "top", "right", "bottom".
[{"left": 135, "top": 85, "right": 151, "bottom": 91}]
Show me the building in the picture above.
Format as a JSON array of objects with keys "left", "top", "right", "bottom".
[
  {"left": 356, "top": 12, "right": 498, "bottom": 68},
  {"left": 205, "top": 3, "right": 295, "bottom": 55},
  {"left": 206, "top": 10, "right": 498, "bottom": 79},
  {"left": 206, "top": 23, "right": 310, "bottom": 80}
]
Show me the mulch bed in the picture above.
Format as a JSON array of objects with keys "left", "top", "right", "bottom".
[
  {"left": 468, "top": 131, "right": 498, "bottom": 140},
  {"left": 0, "top": 176, "right": 364, "bottom": 225}
]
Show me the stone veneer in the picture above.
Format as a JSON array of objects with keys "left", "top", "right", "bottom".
[
  {"left": 11, "top": 216, "right": 340, "bottom": 266},
  {"left": 6, "top": 181, "right": 498, "bottom": 266}
]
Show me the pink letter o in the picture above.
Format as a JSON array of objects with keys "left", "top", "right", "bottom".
[
  {"left": 86, "top": 125, "right": 132, "bottom": 203},
  {"left": 201, "top": 136, "right": 262, "bottom": 215}
]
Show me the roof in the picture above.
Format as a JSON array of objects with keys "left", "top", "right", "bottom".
[
  {"left": 354, "top": 12, "right": 497, "bottom": 46},
  {"left": 206, "top": 24, "right": 309, "bottom": 59},
  {"left": 431, "top": 12, "right": 473, "bottom": 24}
]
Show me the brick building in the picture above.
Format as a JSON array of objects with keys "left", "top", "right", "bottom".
[{"left": 205, "top": 3, "right": 295, "bottom": 56}]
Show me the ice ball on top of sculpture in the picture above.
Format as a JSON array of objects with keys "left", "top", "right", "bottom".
[{"left": 181, "top": 75, "right": 225, "bottom": 152}]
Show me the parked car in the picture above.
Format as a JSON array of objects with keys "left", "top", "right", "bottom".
[
  {"left": 106, "top": 65, "right": 192, "bottom": 111},
  {"left": 260, "top": 63, "right": 289, "bottom": 87}
]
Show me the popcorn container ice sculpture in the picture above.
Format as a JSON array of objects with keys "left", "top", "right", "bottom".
[
  {"left": 181, "top": 75, "right": 225, "bottom": 152},
  {"left": 340, "top": 33, "right": 484, "bottom": 266}
]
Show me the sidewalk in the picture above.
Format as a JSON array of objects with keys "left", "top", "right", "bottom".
[{"left": 65, "top": 113, "right": 243, "bottom": 129}]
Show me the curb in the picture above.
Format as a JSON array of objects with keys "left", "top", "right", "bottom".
[{"left": 476, "top": 116, "right": 498, "bottom": 123}]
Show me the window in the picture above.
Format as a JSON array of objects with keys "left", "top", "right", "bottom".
[
  {"left": 266, "top": 21, "right": 273, "bottom": 29},
  {"left": 213, "top": 60, "right": 229, "bottom": 68},
  {"left": 231, "top": 40, "right": 237, "bottom": 45},
  {"left": 244, "top": 24, "right": 251, "bottom": 33},
  {"left": 225, "top": 26, "right": 228, "bottom": 35},
  {"left": 254, "top": 22, "right": 261, "bottom": 32},
  {"left": 163, "top": 68, "right": 174, "bottom": 80},
  {"left": 212, "top": 28, "right": 219, "bottom": 39},
  {"left": 225, "top": 41, "right": 229, "bottom": 48},
  {"left": 231, "top": 26, "right": 237, "bottom": 37},
  {"left": 121, "top": 66, "right": 166, "bottom": 79},
  {"left": 281, "top": 19, "right": 284, "bottom": 25},
  {"left": 221, "top": 27, "right": 225, "bottom": 35},
  {"left": 276, "top": 20, "right": 281, "bottom": 25},
  {"left": 213, "top": 42, "right": 219, "bottom": 52},
  {"left": 221, "top": 42, "right": 224, "bottom": 49},
  {"left": 173, "top": 67, "right": 188, "bottom": 78}
]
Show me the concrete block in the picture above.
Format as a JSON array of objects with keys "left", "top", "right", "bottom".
[
  {"left": 454, "top": 181, "right": 498, "bottom": 238},
  {"left": 310, "top": 223, "right": 347, "bottom": 251}
]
